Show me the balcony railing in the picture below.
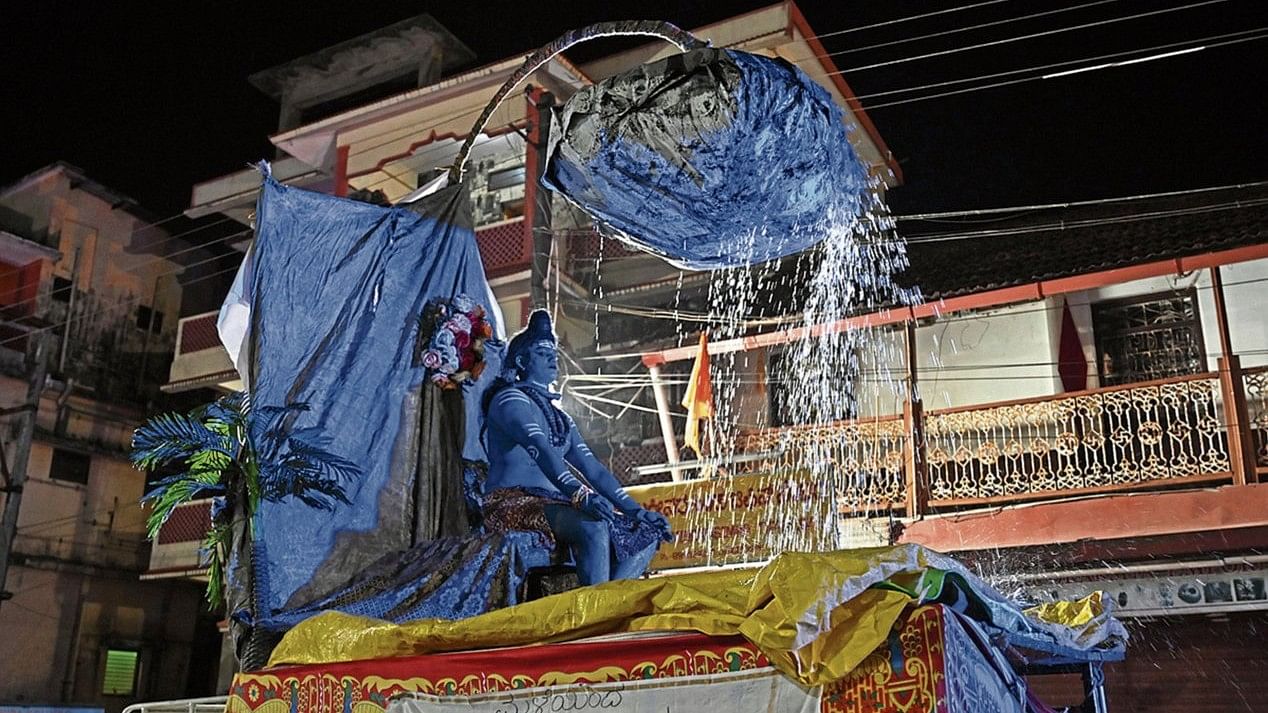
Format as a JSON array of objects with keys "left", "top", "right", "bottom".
[
  {"left": 146, "top": 499, "right": 211, "bottom": 576},
  {"left": 731, "top": 368, "right": 1263, "bottom": 516},
  {"left": 1246, "top": 364, "right": 1268, "bottom": 477},
  {"left": 739, "top": 417, "right": 908, "bottom": 511},
  {"left": 475, "top": 217, "right": 530, "bottom": 278},
  {"left": 924, "top": 373, "right": 1230, "bottom": 506}
]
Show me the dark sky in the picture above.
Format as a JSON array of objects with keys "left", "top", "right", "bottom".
[{"left": 2, "top": 0, "right": 1265, "bottom": 219}]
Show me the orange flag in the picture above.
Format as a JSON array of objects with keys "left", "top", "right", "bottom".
[{"left": 681, "top": 332, "right": 713, "bottom": 457}]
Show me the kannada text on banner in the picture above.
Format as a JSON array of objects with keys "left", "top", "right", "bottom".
[{"left": 626, "top": 470, "right": 837, "bottom": 570}]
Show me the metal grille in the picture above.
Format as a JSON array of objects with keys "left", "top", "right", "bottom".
[
  {"left": 475, "top": 218, "right": 529, "bottom": 276},
  {"left": 565, "top": 229, "right": 640, "bottom": 261},
  {"left": 1092, "top": 291, "right": 1204, "bottom": 386},
  {"left": 739, "top": 418, "right": 907, "bottom": 510},
  {"left": 156, "top": 499, "right": 212, "bottom": 544},
  {"left": 610, "top": 443, "right": 674, "bottom": 485},
  {"left": 924, "top": 374, "right": 1230, "bottom": 503},
  {"left": 1246, "top": 366, "right": 1268, "bottom": 469},
  {"left": 177, "top": 313, "right": 221, "bottom": 354}
]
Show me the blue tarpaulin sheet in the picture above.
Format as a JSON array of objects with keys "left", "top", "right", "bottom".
[
  {"left": 241, "top": 175, "right": 510, "bottom": 625},
  {"left": 543, "top": 47, "right": 870, "bottom": 270}
]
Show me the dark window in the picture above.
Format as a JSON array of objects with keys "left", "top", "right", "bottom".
[
  {"left": 135, "top": 305, "right": 164, "bottom": 334},
  {"left": 487, "top": 165, "right": 526, "bottom": 191},
  {"left": 102, "top": 648, "right": 139, "bottom": 696},
  {"left": 1092, "top": 290, "right": 1205, "bottom": 386},
  {"left": 767, "top": 348, "right": 858, "bottom": 427},
  {"left": 51, "top": 276, "right": 73, "bottom": 303},
  {"left": 50, "top": 448, "right": 91, "bottom": 485}
]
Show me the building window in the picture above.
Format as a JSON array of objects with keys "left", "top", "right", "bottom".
[
  {"left": 51, "top": 276, "right": 73, "bottom": 303},
  {"left": 102, "top": 648, "right": 139, "bottom": 696},
  {"left": 1092, "top": 290, "right": 1205, "bottom": 386},
  {"left": 767, "top": 348, "right": 859, "bottom": 428},
  {"left": 136, "top": 305, "right": 164, "bottom": 334},
  {"left": 49, "top": 448, "right": 91, "bottom": 485}
]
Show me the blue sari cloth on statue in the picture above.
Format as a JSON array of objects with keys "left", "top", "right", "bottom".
[{"left": 232, "top": 172, "right": 548, "bottom": 631}]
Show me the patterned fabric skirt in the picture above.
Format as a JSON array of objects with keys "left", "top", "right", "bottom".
[{"left": 482, "top": 486, "right": 662, "bottom": 562}]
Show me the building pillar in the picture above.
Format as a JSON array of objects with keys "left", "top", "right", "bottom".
[
  {"left": 1210, "top": 266, "right": 1257, "bottom": 486},
  {"left": 333, "top": 145, "right": 350, "bottom": 197},
  {"left": 902, "top": 320, "right": 928, "bottom": 517},
  {"left": 524, "top": 85, "right": 555, "bottom": 310},
  {"left": 648, "top": 364, "right": 684, "bottom": 482}
]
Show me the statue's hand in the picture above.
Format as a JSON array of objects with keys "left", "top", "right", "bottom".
[
  {"left": 633, "top": 508, "right": 674, "bottom": 542},
  {"left": 579, "top": 494, "right": 617, "bottom": 522}
]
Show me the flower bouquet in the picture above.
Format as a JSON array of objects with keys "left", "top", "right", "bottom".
[{"left": 418, "top": 294, "right": 494, "bottom": 389}]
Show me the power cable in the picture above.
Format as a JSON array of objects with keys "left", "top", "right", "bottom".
[
  {"left": 805, "top": 0, "right": 1016, "bottom": 42},
  {"left": 894, "top": 178, "right": 1268, "bottom": 221},
  {"left": 789, "top": 0, "right": 1120, "bottom": 64},
  {"left": 0, "top": 256, "right": 245, "bottom": 351},
  {"left": 860, "top": 31, "right": 1268, "bottom": 110},
  {"left": 0, "top": 227, "right": 251, "bottom": 328},
  {"left": 831, "top": 0, "right": 1228, "bottom": 75},
  {"left": 841, "top": 26, "right": 1268, "bottom": 103}
]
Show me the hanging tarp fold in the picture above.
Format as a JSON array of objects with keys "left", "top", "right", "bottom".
[
  {"left": 237, "top": 173, "right": 512, "bottom": 629},
  {"left": 543, "top": 47, "right": 870, "bottom": 270}
]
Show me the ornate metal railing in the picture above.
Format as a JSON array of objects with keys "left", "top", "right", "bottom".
[
  {"left": 1245, "top": 365, "right": 1268, "bottom": 472},
  {"left": 923, "top": 373, "right": 1230, "bottom": 505},
  {"left": 726, "top": 372, "right": 1241, "bottom": 513},
  {"left": 738, "top": 417, "right": 908, "bottom": 511}
]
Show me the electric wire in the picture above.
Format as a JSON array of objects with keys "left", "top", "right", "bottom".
[
  {"left": 788, "top": 0, "right": 1120, "bottom": 64},
  {"left": 0, "top": 227, "right": 251, "bottom": 330},
  {"left": 830, "top": 0, "right": 1228, "bottom": 75},
  {"left": 803, "top": 0, "right": 1016, "bottom": 42},
  {"left": 7, "top": 6, "right": 1260, "bottom": 362},
  {"left": 860, "top": 31, "right": 1268, "bottom": 111},
  {"left": 841, "top": 25, "right": 1268, "bottom": 103},
  {"left": 0, "top": 256, "right": 246, "bottom": 350}
]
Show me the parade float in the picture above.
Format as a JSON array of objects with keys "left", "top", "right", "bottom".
[{"left": 135, "top": 22, "right": 1125, "bottom": 713}]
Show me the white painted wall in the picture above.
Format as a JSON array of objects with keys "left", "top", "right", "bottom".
[{"left": 913, "top": 300, "right": 1061, "bottom": 411}]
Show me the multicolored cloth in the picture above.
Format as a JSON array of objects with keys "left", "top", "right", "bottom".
[{"left": 482, "top": 486, "right": 662, "bottom": 561}]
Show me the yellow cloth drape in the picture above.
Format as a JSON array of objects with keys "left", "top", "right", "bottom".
[
  {"left": 681, "top": 332, "right": 713, "bottom": 457},
  {"left": 267, "top": 545, "right": 1118, "bottom": 687}
]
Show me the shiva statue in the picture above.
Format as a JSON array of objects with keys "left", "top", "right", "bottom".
[{"left": 482, "top": 310, "right": 672, "bottom": 585}]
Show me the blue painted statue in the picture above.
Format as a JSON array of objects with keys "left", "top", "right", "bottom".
[{"left": 481, "top": 310, "right": 673, "bottom": 584}]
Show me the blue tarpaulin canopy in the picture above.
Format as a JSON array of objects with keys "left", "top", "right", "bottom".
[{"left": 542, "top": 47, "right": 871, "bottom": 270}]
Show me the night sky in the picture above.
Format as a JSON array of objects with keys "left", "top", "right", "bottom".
[{"left": 2, "top": 0, "right": 1265, "bottom": 220}]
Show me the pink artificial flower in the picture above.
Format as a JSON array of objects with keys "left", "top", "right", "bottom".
[
  {"left": 446, "top": 314, "right": 473, "bottom": 335},
  {"left": 421, "top": 350, "right": 443, "bottom": 369}
]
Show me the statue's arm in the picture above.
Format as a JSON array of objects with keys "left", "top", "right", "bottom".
[
  {"left": 488, "top": 390, "right": 594, "bottom": 502},
  {"left": 564, "top": 427, "right": 642, "bottom": 515},
  {"left": 566, "top": 427, "right": 672, "bottom": 539}
]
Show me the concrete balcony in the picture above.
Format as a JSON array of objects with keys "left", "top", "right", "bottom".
[
  {"left": 163, "top": 312, "right": 241, "bottom": 393},
  {"left": 140, "top": 499, "right": 211, "bottom": 580},
  {"left": 474, "top": 216, "right": 530, "bottom": 278}
]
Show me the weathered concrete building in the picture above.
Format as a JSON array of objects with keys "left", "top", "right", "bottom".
[{"left": 0, "top": 164, "right": 219, "bottom": 713}]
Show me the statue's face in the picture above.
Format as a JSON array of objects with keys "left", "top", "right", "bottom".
[{"left": 518, "top": 340, "right": 558, "bottom": 384}]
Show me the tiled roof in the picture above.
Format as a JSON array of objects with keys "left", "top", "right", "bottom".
[{"left": 897, "top": 186, "right": 1268, "bottom": 300}]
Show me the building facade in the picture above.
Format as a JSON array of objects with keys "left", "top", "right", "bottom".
[{"left": 0, "top": 164, "right": 218, "bottom": 713}]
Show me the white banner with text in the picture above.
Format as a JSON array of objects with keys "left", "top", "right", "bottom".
[{"left": 388, "top": 668, "right": 821, "bottom": 713}]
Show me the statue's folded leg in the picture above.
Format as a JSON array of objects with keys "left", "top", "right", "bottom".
[
  {"left": 612, "top": 540, "right": 658, "bottom": 581},
  {"left": 544, "top": 504, "right": 611, "bottom": 585}
]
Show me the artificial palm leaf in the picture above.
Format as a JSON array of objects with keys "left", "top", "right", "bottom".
[
  {"left": 131, "top": 412, "right": 228, "bottom": 469},
  {"left": 133, "top": 391, "right": 361, "bottom": 606}
]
